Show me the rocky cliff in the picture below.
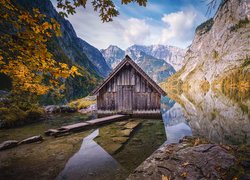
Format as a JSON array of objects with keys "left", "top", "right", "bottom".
[
  {"left": 125, "top": 49, "right": 176, "bottom": 83},
  {"left": 163, "top": 0, "right": 250, "bottom": 94},
  {"left": 100, "top": 45, "right": 125, "bottom": 69},
  {"left": 127, "top": 45, "right": 186, "bottom": 71}
]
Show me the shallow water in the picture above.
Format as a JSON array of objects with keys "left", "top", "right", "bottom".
[
  {"left": 162, "top": 89, "right": 250, "bottom": 145},
  {"left": 0, "top": 113, "right": 96, "bottom": 142},
  {"left": 0, "top": 89, "right": 249, "bottom": 180},
  {"left": 56, "top": 119, "right": 166, "bottom": 180}
]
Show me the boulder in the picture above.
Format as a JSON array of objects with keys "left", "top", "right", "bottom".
[
  {"left": 44, "top": 105, "right": 76, "bottom": 113},
  {"left": 44, "top": 105, "right": 60, "bottom": 113},
  {"left": 0, "top": 140, "right": 18, "bottom": 151},
  {"left": 59, "top": 105, "right": 76, "bottom": 113},
  {"left": 128, "top": 137, "right": 236, "bottom": 180},
  {"left": 19, "top": 135, "right": 43, "bottom": 144},
  {"left": 44, "top": 129, "right": 59, "bottom": 136},
  {"left": 0, "top": 98, "right": 10, "bottom": 104},
  {"left": 78, "top": 104, "right": 97, "bottom": 114},
  {"left": 0, "top": 90, "right": 9, "bottom": 97}
]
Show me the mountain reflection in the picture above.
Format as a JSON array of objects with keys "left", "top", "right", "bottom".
[
  {"left": 165, "top": 89, "right": 249, "bottom": 145},
  {"left": 161, "top": 97, "right": 192, "bottom": 144},
  {"left": 57, "top": 130, "right": 124, "bottom": 180}
]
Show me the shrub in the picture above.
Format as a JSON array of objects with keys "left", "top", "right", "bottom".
[
  {"left": 230, "top": 17, "right": 249, "bottom": 32},
  {"left": 26, "top": 106, "right": 45, "bottom": 119},
  {"left": 212, "top": 49, "right": 219, "bottom": 60},
  {"left": 0, "top": 104, "right": 45, "bottom": 128},
  {"left": 196, "top": 18, "right": 214, "bottom": 35},
  {"left": 0, "top": 106, "right": 27, "bottom": 124}
]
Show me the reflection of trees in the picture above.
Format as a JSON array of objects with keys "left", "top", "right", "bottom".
[
  {"left": 166, "top": 89, "right": 249, "bottom": 145},
  {"left": 220, "top": 68, "right": 250, "bottom": 103}
]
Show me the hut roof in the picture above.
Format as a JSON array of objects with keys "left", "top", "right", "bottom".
[{"left": 92, "top": 55, "right": 166, "bottom": 95}]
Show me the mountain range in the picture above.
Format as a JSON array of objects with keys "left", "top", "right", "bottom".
[{"left": 101, "top": 44, "right": 186, "bottom": 83}]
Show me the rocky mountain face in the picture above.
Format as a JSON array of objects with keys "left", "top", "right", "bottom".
[
  {"left": 76, "top": 38, "right": 111, "bottom": 77},
  {"left": 101, "top": 45, "right": 178, "bottom": 83},
  {"left": 164, "top": 0, "right": 250, "bottom": 94},
  {"left": 10, "top": 0, "right": 111, "bottom": 103},
  {"left": 127, "top": 45, "right": 186, "bottom": 71},
  {"left": 100, "top": 45, "right": 125, "bottom": 69},
  {"left": 126, "top": 49, "right": 176, "bottom": 83}
]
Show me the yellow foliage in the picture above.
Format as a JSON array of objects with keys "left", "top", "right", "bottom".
[
  {"left": 180, "top": 172, "right": 188, "bottom": 178},
  {"left": 194, "top": 138, "right": 202, "bottom": 146},
  {"left": 0, "top": 1, "right": 80, "bottom": 100},
  {"left": 162, "top": 175, "right": 171, "bottom": 180},
  {"left": 68, "top": 97, "right": 96, "bottom": 110}
]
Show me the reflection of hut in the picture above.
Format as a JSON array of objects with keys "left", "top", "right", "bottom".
[{"left": 92, "top": 55, "right": 166, "bottom": 117}]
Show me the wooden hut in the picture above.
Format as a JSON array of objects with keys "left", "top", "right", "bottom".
[{"left": 92, "top": 55, "right": 166, "bottom": 117}]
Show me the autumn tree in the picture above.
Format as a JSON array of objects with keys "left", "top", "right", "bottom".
[
  {"left": 56, "top": 0, "right": 147, "bottom": 22},
  {"left": 0, "top": 0, "right": 148, "bottom": 105},
  {"left": 0, "top": 0, "right": 80, "bottom": 103}
]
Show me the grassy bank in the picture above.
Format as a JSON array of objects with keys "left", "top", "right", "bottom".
[
  {"left": 0, "top": 104, "right": 45, "bottom": 128},
  {"left": 67, "top": 96, "right": 96, "bottom": 110}
]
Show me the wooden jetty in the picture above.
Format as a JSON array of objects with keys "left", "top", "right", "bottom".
[{"left": 45, "top": 114, "right": 129, "bottom": 137}]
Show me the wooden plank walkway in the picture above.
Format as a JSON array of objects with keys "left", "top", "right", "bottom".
[{"left": 45, "top": 114, "right": 129, "bottom": 137}]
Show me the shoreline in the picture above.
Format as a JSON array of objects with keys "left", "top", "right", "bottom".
[{"left": 128, "top": 136, "right": 250, "bottom": 180}]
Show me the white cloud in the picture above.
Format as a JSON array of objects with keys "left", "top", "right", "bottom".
[
  {"left": 123, "top": 18, "right": 150, "bottom": 45},
  {"left": 159, "top": 9, "right": 206, "bottom": 46},
  {"left": 52, "top": 1, "right": 207, "bottom": 49},
  {"left": 60, "top": 3, "right": 152, "bottom": 49}
]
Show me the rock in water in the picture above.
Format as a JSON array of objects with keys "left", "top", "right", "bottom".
[
  {"left": 19, "top": 135, "right": 43, "bottom": 144},
  {"left": 0, "top": 140, "right": 18, "bottom": 151}
]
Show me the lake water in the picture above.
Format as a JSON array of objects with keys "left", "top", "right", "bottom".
[{"left": 0, "top": 89, "right": 249, "bottom": 179}]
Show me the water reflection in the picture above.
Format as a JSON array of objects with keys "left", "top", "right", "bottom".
[
  {"left": 57, "top": 119, "right": 166, "bottom": 179},
  {"left": 57, "top": 129, "right": 125, "bottom": 180},
  {"left": 167, "top": 89, "right": 250, "bottom": 145},
  {"left": 161, "top": 98, "right": 192, "bottom": 144}
]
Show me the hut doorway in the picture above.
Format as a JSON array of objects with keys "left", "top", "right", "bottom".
[{"left": 117, "top": 85, "right": 133, "bottom": 114}]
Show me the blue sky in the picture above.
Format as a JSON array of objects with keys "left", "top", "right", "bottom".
[{"left": 52, "top": 0, "right": 218, "bottom": 50}]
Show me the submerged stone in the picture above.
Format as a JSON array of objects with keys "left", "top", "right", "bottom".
[
  {"left": 120, "top": 129, "right": 133, "bottom": 137},
  {"left": 115, "top": 121, "right": 128, "bottom": 126},
  {"left": 124, "top": 121, "right": 141, "bottom": 129},
  {"left": 112, "top": 137, "right": 129, "bottom": 144},
  {"left": 0, "top": 140, "right": 18, "bottom": 151},
  {"left": 105, "top": 143, "right": 123, "bottom": 154},
  {"left": 19, "top": 135, "right": 43, "bottom": 145}
]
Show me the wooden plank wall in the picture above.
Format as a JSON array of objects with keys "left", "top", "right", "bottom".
[{"left": 97, "top": 64, "right": 161, "bottom": 112}]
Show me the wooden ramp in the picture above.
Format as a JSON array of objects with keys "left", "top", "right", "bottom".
[{"left": 45, "top": 114, "right": 129, "bottom": 137}]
